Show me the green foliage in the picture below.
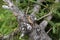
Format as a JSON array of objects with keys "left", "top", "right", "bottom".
[
  {"left": 0, "top": 0, "right": 60, "bottom": 40},
  {"left": 0, "top": 9, "right": 18, "bottom": 35}
]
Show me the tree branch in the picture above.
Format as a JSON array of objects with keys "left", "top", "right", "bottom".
[
  {"left": 30, "top": 0, "right": 45, "bottom": 21},
  {"left": 3, "top": 0, "right": 24, "bottom": 17},
  {"left": 39, "top": 12, "right": 52, "bottom": 30}
]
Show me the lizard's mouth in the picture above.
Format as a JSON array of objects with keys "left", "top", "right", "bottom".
[{"left": 19, "top": 22, "right": 33, "bottom": 39}]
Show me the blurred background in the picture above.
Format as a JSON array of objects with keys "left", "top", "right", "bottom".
[{"left": 0, "top": 0, "right": 60, "bottom": 40}]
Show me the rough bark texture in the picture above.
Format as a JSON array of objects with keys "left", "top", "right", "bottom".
[{"left": 1, "top": 0, "right": 55, "bottom": 40}]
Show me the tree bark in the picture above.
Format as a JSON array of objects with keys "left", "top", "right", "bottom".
[{"left": 2, "top": 0, "right": 53, "bottom": 40}]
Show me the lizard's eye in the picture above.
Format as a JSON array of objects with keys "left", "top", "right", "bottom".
[{"left": 27, "top": 24, "right": 32, "bottom": 30}]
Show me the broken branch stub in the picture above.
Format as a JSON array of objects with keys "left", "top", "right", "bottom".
[{"left": 30, "top": 0, "right": 45, "bottom": 21}]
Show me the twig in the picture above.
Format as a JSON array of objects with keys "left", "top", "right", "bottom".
[
  {"left": 39, "top": 11, "right": 52, "bottom": 30},
  {"left": 26, "top": 6, "right": 29, "bottom": 14},
  {"left": 29, "top": 0, "right": 48, "bottom": 9},
  {"left": 37, "top": 12, "right": 52, "bottom": 20},
  {"left": 47, "top": 28, "right": 52, "bottom": 34}
]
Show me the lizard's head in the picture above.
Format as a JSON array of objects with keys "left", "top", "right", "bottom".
[{"left": 20, "top": 22, "right": 32, "bottom": 38}]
